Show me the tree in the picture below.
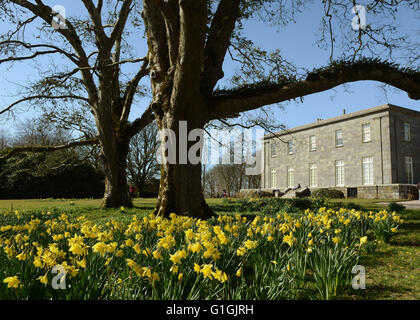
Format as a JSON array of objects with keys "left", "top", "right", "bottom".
[
  {"left": 0, "top": 118, "right": 104, "bottom": 199},
  {"left": 0, "top": 129, "right": 9, "bottom": 151},
  {"left": 2, "top": 1, "right": 419, "bottom": 218},
  {"left": 0, "top": 0, "right": 154, "bottom": 207},
  {"left": 127, "top": 122, "right": 160, "bottom": 197},
  {"left": 142, "top": 0, "right": 419, "bottom": 218}
]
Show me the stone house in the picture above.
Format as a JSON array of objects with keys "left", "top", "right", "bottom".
[{"left": 261, "top": 104, "right": 420, "bottom": 199}]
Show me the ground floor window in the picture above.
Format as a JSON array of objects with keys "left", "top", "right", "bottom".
[
  {"left": 362, "top": 156, "right": 374, "bottom": 185},
  {"left": 335, "top": 160, "right": 345, "bottom": 186},
  {"left": 287, "top": 167, "right": 295, "bottom": 188},
  {"left": 405, "top": 156, "right": 413, "bottom": 184},
  {"left": 271, "top": 168, "right": 277, "bottom": 188},
  {"left": 309, "top": 163, "right": 317, "bottom": 187}
]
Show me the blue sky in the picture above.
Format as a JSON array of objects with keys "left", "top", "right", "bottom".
[{"left": 0, "top": 1, "right": 419, "bottom": 136}]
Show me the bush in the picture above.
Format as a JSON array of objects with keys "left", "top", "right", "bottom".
[
  {"left": 387, "top": 202, "right": 405, "bottom": 213},
  {"left": 312, "top": 188, "right": 345, "bottom": 199},
  {"left": 329, "top": 201, "right": 363, "bottom": 211}
]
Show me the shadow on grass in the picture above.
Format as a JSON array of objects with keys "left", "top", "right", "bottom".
[
  {"left": 133, "top": 206, "right": 155, "bottom": 211},
  {"left": 399, "top": 222, "right": 420, "bottom": 231},
  {"left": 344, "top": 284, "right": 411, "bottom": 300}
]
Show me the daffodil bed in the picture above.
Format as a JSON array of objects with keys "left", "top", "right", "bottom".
[{"left": 0, "top": 208, "right": 401, "bottom": 300}]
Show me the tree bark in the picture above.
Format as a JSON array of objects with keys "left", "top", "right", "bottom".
[
  {"left": 154, "top": 115, "right": 215, "bottom": 219},
  {"left": 156, "top": 161, "right": 214, "bottom": 219},
  {"left": 101, "top": 136, "right": 133, "bottom": 208}
]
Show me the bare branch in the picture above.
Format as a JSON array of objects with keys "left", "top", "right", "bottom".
[
  {"left": 124, "top": 105, "right": 155, "bottom": 140},
  {"left": 109, "top": 0, "right": 133, "bottom": 49},
  {"left": 121, "top": 58, "right": 150, "bottom": 123},
  {"left": 0, "top": 40, "right": 80, "bottom": 64},
  {"left": 0, "top": 95, "right": 89, "bottom": 116},
  {"left": 201, "top": 0, "right": 241, "bottom": 94}
]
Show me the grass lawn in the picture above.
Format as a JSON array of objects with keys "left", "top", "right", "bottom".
[{"left": 0, "top": 197, "right": 419, "bottom": 299}]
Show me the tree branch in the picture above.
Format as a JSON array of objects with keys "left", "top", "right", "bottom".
[
  {"left": 0, "top": 138, "right": 100, "bottom": 160},
  {"left": 9, "top": 0, "right": 99, "bottom": 104},
  {"left": 124, "top": 105, "right": 155, "bottom": 140},
  {"left": 0, "top": 49, "right": 59, "bottom": 64},
  {"left": 0, "top": 95, "right": 90, "bottom": 116},
  {"left": 201, "top": 0, "right": 241, "bottom": 95},
  {"left": 121, "top": 57, "right": 149, "bottom": 123},
  {"left": 0, "top": 40, "right": 80, "bottom": 64},
  {"left": 209, "top": 60, "right": 420, "bottom": 120},
  {"left": 109, "top": 0, "right": 133, "bottom": 49},
  {"left": 81, "top": 0, "right": 109, "bottom": 46}
]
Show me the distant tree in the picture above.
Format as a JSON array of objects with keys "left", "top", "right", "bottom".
[
  {"left": 0, "top": 117, "right": 104, "bottom": 199},
  {"left": 0, "top": 0, "right": 154, "bottom": 208},
  {"left": 127, "top": 122, "right": 160, "bottom": 197},
  {"left": 0, "top": 129, "right": 9, "bottom": 151},
  {"left": 0, "top": 151, "right": 104, "bottom": 199}
]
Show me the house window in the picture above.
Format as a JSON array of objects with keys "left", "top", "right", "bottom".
[
  {"left": 309, "top": 135, "right": 316, "bottom": 151},
  {"left": 335, "top": 129, "right": 343, "bottom": 147},
  {"left": 271, "top": 168, "right": 277, "bottom": 188},
  {"left": 309, "top": 163, "right": 317, "bottom": 187},
  {"left": 287, "top": 167, "right": 295, "bottom": 188},
  {"left": 287, "top": 140, "right": 294, "bottom": 154},
  {"left": 405, "top": 156, "right": 413, "bottom": 184},
  {"left": 335, "top": 160, "right": 345, "bottom": 187},
  {"left": 362, "top": 156, "right": 374, "bottom": 185},
  {"left": 403, "top": 123, "right": 411, "bottom": 141},
  {"left": 362, "top": 123, "right": 371, "bottom": 142},
  {"left": 271, "top": 143, "right": 276, "bottom": 157}
]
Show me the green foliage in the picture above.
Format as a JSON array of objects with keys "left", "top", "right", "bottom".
[
  {"left": 0, "top": 152, "right": 104, "bottom": 199},
  {"left": 387, "top": 202, "right": 405, "bottom": 213},
  {"left": 234, "top": 197, "right": 314, "bottom": 214},
  {"left": 306, "top": 58, "right": 420, "bottom": 82},
  {"left": 312, "top": 188, "right": 345, "bottom": 199}
]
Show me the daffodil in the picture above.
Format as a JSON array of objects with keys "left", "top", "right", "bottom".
[
  {"left": 359, "top": 236, "right": 368, "bottom": 246},
  {"left": 236, "top": 268, "right": 242, "bottom": 277},
  {"left": 3, "top": 276, "right": 20, "bottom": 289}
]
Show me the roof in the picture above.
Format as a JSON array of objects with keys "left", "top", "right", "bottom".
[{"left": 264, "top": 103, "right": 420, "bottom": 140}]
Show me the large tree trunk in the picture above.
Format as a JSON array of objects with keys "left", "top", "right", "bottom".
[
  {"left": 154, "top": 115, "right": 215, "bottom": 219},
  {"left": 101, "top": 137, "right": 133, "bottom": 208},
  {"left": 156, "top": 161, "right": 214, "bottom": 219}
]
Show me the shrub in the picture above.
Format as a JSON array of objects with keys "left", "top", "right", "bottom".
[
  {"left": 312, "top": 188, "right": 345, "bottom": 199},
  {"left": 387, "top": 202, "right": 405, "bottom": 213}
]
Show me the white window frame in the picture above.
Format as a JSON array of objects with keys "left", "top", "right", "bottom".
[
  {"left": 271, "top": 168, "right": 277, "bottom": 188},
  {"left": 309, "top": 135, "right": 316, "bottom": 151},
  {"left": 309, "top": 163, "right": 317, "bottom": 187},
  {"left": 335, "top": 160, "right": 345, "bottom": 187},
  {"left": 287, "top": 167, "right": 295, "bottom": 188},
  {"left": 362, "top": 156, "right": 374, "bottom": 185},
  {"left": 405, "top": 156, "right": 413, "bottom": 184},
  {"left": 287, "top": 140, "right": 294, "bottom": 155},
  {"left": 271, "top": 143, "right": 276, "bottom": 157},
  {"left": 403, "top": 123, "right": 411, "bottom": 142},
  {"left": 362, "top": 123, "right": 371, "bottom": 142},
  {"left": 335, "top": 129, "right": 343, "bottom": 147}
]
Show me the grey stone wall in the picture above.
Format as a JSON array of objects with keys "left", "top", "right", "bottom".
[{"left": 389, "top": 107, "right": 420, "bottom": 185}]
